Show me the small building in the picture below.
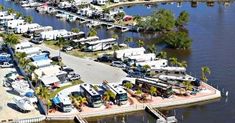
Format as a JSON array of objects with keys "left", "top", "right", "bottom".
[{"left": 40, "top": 75, "right": 60, "bottom": 87}]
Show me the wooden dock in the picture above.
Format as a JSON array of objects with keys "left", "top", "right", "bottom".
[
  {"left": 145, "top": 106, "right": 177, "bottom": 123},
  {"left": 74, "top": 114, "right": 88, "bottom": 123}
]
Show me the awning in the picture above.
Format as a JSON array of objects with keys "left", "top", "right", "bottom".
[
  {"left": 25, "top": 92, "right": 34, "bottom": 97},
  {"left": 52, "top": 97, "right": 61, "bottom": 104},
  {"left": 40, "top": 75, "right": 60, "bottom": 86}
]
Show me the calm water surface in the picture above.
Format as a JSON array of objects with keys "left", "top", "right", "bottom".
[{"left": 1, "top": 0, "right": 235, "bottom": 122}]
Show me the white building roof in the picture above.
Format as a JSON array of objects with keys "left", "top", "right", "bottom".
[{"left": 40, "top": 75, "right": 60, "bottom": 85}]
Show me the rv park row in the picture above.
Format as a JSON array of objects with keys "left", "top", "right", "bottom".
[{"left": 0, "top": 2, "right": 221, "bottom": 123}]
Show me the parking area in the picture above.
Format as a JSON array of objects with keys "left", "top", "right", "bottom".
[{"left": 0, "top": 68, "right": 41, "bottom": 121}]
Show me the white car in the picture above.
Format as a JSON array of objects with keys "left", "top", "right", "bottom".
[
  {"left": 111, "top": 61, "right": 126, "bottom": 68},
  {"left": 0, "top": 62, "right": 13, "bottom": 68}
]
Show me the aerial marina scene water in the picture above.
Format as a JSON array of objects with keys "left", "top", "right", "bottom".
[{"left": 0, "top": 0, "right": 234, "bottom": 123}]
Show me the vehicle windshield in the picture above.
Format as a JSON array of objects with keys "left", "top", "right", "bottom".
[
  {"left": 92, "top": 95, "right": 101, "bottom": 102},
  {"left": 117, "top": 93, "right": 128, "bottom": 101}
]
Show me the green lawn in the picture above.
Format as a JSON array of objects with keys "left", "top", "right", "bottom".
[{"left": 49, "top": 80, "right": 83, "bottom": 99}]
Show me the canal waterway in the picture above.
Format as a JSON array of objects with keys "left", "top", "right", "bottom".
[{"left": 1, "top": 0, "right": 235, "bottom": 122}]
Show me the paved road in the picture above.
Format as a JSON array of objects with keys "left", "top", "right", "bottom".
[{"left": 36, "top": 43, "right": 128, "bottom": 84}]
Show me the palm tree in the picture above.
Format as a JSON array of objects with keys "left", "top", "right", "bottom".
[
  {"left": 182, "top": 81, "right": 193, "bottom": 91},
  {"left": 24, "top": 16, "right": 33, "bottom": 23},
  {"left": 112, "top": 45, "right": 119, "bottom": 53},
  {"left": 169, "top": 57, "right": 178, "bottom": 66},
  {"left": 71, "top": 28, "right": 80, "bottom": 33},
  {"left": 19, "top": 58, "right": 31, "bottom": 69},
  {"left": 201, "top": 66, "right": 211, "bottom": 83},
  {"left": 178, "top": 60, "right": 188, "bottom": 68},
  {"left": 16, "top": 12, "right": 23, "bottom": 19},
  {"left": 112, "top": 34, "right": 118, "bottom": 40},
  {"left": 56, "top": 37, "right": 67, "bottom": 57},
  {"left": 147, "top": 44, "right": 157, "bottom": 54},
  {"left": 35, "top": 85, "right": 51, "bottom": 113},
  {"left": 149, "top": 86, "right": 157, "bottom": 100},
  {"left": 77, "top": 96, "right": 88, "bottom": 107},
  {"left": 135, "top": 89, "right": 142, "bottom": 95},
  {"left": 0, "top": 5, "right": 4, "bottom": 11},
  {"left": 7, "top": 8, "right": 15, "bottom": 15},
  {"left": 137, "top": 40, "right": 144, "bottom": 47},
  {"left": 124, "top": 37, "right": 133, "bottom": 47},
  {"left": 103, "top": 90, "right": 115, "bottom": 102},
  {"left": 15, "top": 52, "right": 27, "bottom": 60},
  {"left": 88, "top": 27, "right": 97, "bottom": 37},
  {"left": 123, "top": 82, "right": 133, "bottom": 89},
  {"left": 4, "top": 34, "right": 20, "bottom": 46},
  {"left": 158, "top": 51, "right": 167, "bottom": 59}
]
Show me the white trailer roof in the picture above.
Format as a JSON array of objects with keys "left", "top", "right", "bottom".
[
  {"left": 40, "top": 75, "right": 60, "bottom": 85},
  {"left": 72, "top": 36, "right": 99, "bottom": 43},
  {"left": 85, "top": 38, "right": 116, "bottom": 45}
]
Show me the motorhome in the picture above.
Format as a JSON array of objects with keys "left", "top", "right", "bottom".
[
  {"left": 4, "top": 19, "right": 25, "bottom": 29},
  {"left": 154, "top": 66, "right": 200, "bottom": 86},
  {"left": 40, "top": 29, "right": 71, "bottom": 40},
  {"left": 102, "top": 81, "right": 128, "bottom": 105},
  {"left": 80, "top": 84, "right": 102, "bottom": 108},
  {"left": 15, "top": 23, "right": 41, "bottom": 34},
  {"left": 114, "top": 47, "right": 145, "bottom": 60},
  {"left": 52, "top": 95, "right": 72, "bottom": 112},
  {"left": 17, "top": 47, "right": 42, "bottom": 57},
  {"left": 125, "top": 53, "right": 156, "bottom": 65},
  {"left": 72, "top": 36, "right": 99, "bottom": 47},
  {"left": 135, "top": 59, "right": 168, "bottom": 69},
  {"left": 84, "top": 38, "right": 116, "bottom": 51},
  {"left": 135, "top": 78, "right": 173, "bottom": 98},
  {"left": 0, "top": 11, "right": 8, "bottom": 17},
  {"left": 27, "top": 26, "right": 53, "bottom": 35}
]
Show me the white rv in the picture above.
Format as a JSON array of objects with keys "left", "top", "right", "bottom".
[
  {"left": 0, "top": 11, "right": 8, "bottom": 17},
  {"left": 0, "top": 15, "right": 15, "bottom": 25},
  {"left": 136, "top": 59, "right": 168, "bottom": 69},
  {"left": 84, "top": 38, "right": 116, "bottom": 51},
  {"left": 15, "top": 23, "right": 41, "bottom": 34},
  {"left": 40, "top": 29, "right": 67, "bottom": 40},
  {"left": 58, "top": 1, "right": 72, "bottom": 9},
  {"left": 126, "top": 53, "right": 156, "bottom": 62},
  {"left": 72, "top": 36, "right": 99, "bottom": 45},
  {"left": 15, "top": 42, "right": 33, "bottom": 52},
  {"left": 4, "top": 19, "right": 25, "bottom": 29},
  {"left": 28, "top": 26, "right": 53, "bottom": 34},
  {"left": 114, "top": 47, "right": 146, "bottom": 60}
]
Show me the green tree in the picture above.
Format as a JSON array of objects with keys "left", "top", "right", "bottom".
[
  {"left": 157, "top": 51, "right": 167, "bottom": 59},
  {"left": 71, "top": 28, "right": 80, "bottom": 33},
  {"left": 176, "top": 11, "right": 190, "bottom": 27},
  {"left": 103, "top": 7, "right": 110, "bottom": 14},
  {"left": 137, "top": 40, "right": 144, "bottom": 47},
  {"left": 123, "top": 82, "right": 133, "bottom": 89},
  {"left": 35, "top": 85, "right": 51, "bottom": 113},
  {"left": 88, "top": 27, "right": 97, "bottom": 37},
  {"left": 19, "top": 58, "right": 31, "bottom": 69},
  {"left": 0, "top": 5, "right": 4, "bottom": 11},
  {"left": 112, "top": 45, "right": 119, "bottom": 53},
  {"left": 169, "top": 57, "right": 178, "bottom": 66},
  {"left": 147, "top": 44, "right": 157, "bottom": 54},
  {"left": 201, "top": 66, "right": 211, "bottom": 82},
  {"left": 7, "top": 8, "right": 15, "bottom": 15},
  {"left": 24, "top": 16, "right": 33, "bottom": 23},
  {"left": 135, "top": 89, "right": 142, "bottom": 95},
  {"left": 163, "top": 31, "right": 192, "bottom": 49},
  {"left": 149, "top": 86, "right": 157, "bottom": 100},
  {"left": 76, "top": 96, "right": 88, "bottom": 107},
  {"left": 178, "top": 60, "right": 188, "bottom": 68},
  {"left": 133, "top": 15, "right": 142, "bottom": 23},
  {"left": 182, "top": 81, "right": 193, "bottom": 91},
  {"left": 124, "top": 37, "right": 133, "bottom": 47},
  {"left": 4, "top": 34, "right": 20, "bottom": 46},
  {"left": 16, "top": 12, "right": 23, "bottom": 19},
  {"left": 112, "top": 34, "right": 118, "bottom": 40},
  {"left": 103, "top": 90, "right": 116, "bottom": 102}
]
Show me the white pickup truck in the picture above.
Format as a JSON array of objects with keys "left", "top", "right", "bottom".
[{"left": 0, "top": 62, "right": 13, "bottom": 68}]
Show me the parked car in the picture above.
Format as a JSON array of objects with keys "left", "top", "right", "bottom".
[
  {"left": 51, "top": 56, "right": 62, "bottom": 62},
  {"left": 62, "top": 67, "right": 74, "bottom": 74},
  {"left": 127, "top": 70, "right": 145, "bottom": 78},
  {"left": 68, "top": 73, "right": 81, "bottom": 81},
  {"left": 0, "top": 62, "right": 13, "bottom": 68},
  {"left": 96, "top": 54, "right": 115, "bottom": 62},
  {"left": 30, "top": 37, "right": 43, "bottom": 44},
  {"left": 111, "top": 61, "right": 126, "bottom": 68},
  {"left": 62, "top": 46, "right": 73, "bottom": 52}
]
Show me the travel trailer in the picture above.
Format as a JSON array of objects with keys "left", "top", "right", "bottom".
[
  {"left": 15, "top": 42, "right": 33, "bottom": 52},
  {"left": 72, "top": 36, "right": 99, "bottom": 47},
  {"left": 0, "top": 15, "right": 15, "bottom": 25},
  {"left": 84, "top": 38, "right": 116, "bottom": 51},
  {"left": 135, "top": 59, "right": 168, "bottom": 69},
  {"left": 80, "top": 84, "right": 102, "bottom": 108},
  {"left": 15, "top": 23, "right": 41, "bottom": 34},
  {"left": 114, "top": 47, "right": 146, "bottom": 60},
  {"left": 125, "top": 53, "right": 156, "bottom": 65},
  {"left": 4, "top": 19, "right": 25, "bottom": 29},
  {"left": 39, "top": 29, "right": 80, "bottom": 40}
]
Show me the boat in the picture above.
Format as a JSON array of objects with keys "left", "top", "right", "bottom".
[{"left": 14, "top": 97, "right": 35, "bottom": 111}]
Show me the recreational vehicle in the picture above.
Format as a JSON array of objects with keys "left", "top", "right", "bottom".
[
  {"left": 40, "top": 29, "right": 72, "bottom": 40},
  {"left": 27, "top": 26, "right": 53, "bottom": 36},
  {"left": 102, "top": 81, "right": 128, "bottom": 105},
  {"left": 135, "top": 78, "right": 173, "bottom": 98},
  {"left": 135, "top": 59, "right": 168, "bottom": 69},
  {"left": 31, "top": 59, "right": 52, "bottom": 68},
  {"left": 84, "top": 38, "right": 116, "bottom": 51},
  {"left": 53, "top": 95, "right": 73, "bottom": 112},
  {"left": 15, "top": 23, "right": 41, "bottom": 34},
  {"left": 0, "top": 15, "right": 15, "bottom": 25},
  {"left": 80, "top": 84, "right": 102, "bottom": 108},
  {"left": 114, "top": 47, "right": 146, "bottom": 60},
  {"left": 4, "top": 19, "right": 25, "bottom": 29},
  {"left": 15, "top": 42, "right": 33, "bottom": 52}
]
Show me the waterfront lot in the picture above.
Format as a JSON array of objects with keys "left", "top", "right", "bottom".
[
  {"left": 47, "top": 82, "right": 220, "bottom": 118},
  {"left": 0, "top": 68, "right": 42, "bottom": 121}
]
